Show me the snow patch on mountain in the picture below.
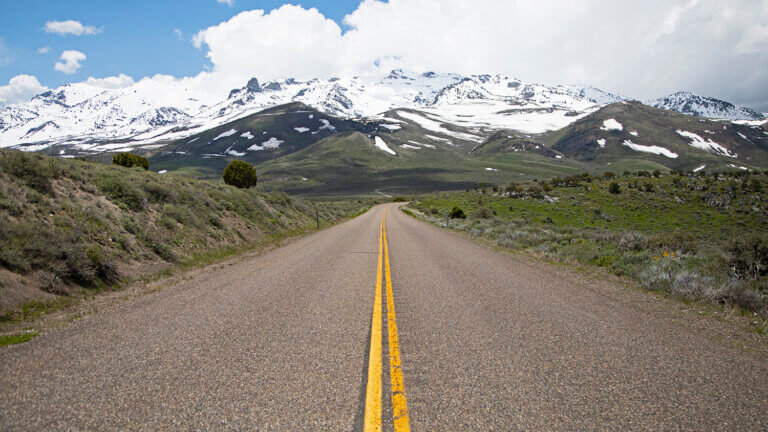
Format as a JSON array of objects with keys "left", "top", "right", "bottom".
[
  {"left": 374, "top": 136, "right": 396, "bottom": 155},
  {"left": 408, "top": 140, "right": 435, "bottom": 149},
  {"left": 225, "top": 145, "right": 246, "bottom": 157},
  {"left": 396, "top": 110, "right": 481, "bottom": 142},
  {"left": 622, "top": 140, "right": 678, "bottom": 158},
  {"left": 213, "top": 129, "right": 238, "bottom": 140},
  {"left": 247, "top": 137, "right": 283, "bottom": 151},
  {"left": 600, "top": 119, "right": 623, "bottom": 131},
  {"left": 425, "top": 134, "right": 453, "bottom": 145},
  {"left": 676, "top": 130, "right": 736, "bottom": 157}
]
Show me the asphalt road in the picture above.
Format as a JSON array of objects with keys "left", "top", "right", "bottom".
[{"left": 1, "top": 203, "right": 766, "bottom": 430}]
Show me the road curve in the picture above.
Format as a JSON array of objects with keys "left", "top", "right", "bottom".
[{"left": 1, "top": 203, "right": 766, "bottom": 430}]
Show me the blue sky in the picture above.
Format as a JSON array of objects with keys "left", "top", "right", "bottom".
[{"left": 0, "top": 0, "right": 361, "bottom": 88}]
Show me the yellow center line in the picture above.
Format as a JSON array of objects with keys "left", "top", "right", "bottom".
[
  {"left": 383, "top": 211, "right": 412, "bottom": 431},
  {"left": 364, "top": 208, "right": 412, "bottom": 432},
  {"left": 363, "top": 212, "right": 385, "bottom": 432}
]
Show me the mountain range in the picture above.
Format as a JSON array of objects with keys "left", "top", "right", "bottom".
[
  {"left": 1, "top": 70, "right": 764, "bottom": 152},
  {"left": 1, "top": 70, "right": 767, "bottom": 195}
]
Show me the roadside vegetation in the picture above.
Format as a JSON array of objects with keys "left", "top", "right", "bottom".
[
  {"left": 0, "top": 149, "right": 372, "bottom": 330},
  {"left": 407, "top": 170, "right": 768, "bottom": 320},
  {"left": 222, "top": 159, "right": 258, "bottom": 188}
]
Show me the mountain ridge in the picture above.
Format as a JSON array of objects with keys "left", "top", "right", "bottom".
[
  {"left": 2, "top": 70, "right": 764, "bottom": 155},
  {"left": 649, "top": 91, "right": 765, "bottom": 122}
]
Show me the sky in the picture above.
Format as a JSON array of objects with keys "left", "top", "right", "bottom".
[{"left": 1, "top": 0, "right": 767, "bottom": 111}]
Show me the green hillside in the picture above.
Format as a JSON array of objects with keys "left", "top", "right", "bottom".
[
  {"left": 149, "top": 102, "right": 376, "bottom": 179},
  {"left": 0, "top": 149, "right": 366, "bottom": 318},
  {"left": 99, "top": 102, "right": 768, "bottom": 198},
  {"left": 546, "top": 101, "right": 768, "bottom": 171},
  {"left": 407, "top": 170, "right": 768, "bottom": 319}
]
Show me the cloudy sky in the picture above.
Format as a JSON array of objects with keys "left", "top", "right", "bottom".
[{"left": 1, "top": 0, "right": 767, "bottom": 111}]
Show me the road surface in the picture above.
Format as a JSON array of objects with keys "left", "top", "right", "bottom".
[{"left": 1, "top": 203, "right": 766, "bottom": 430}]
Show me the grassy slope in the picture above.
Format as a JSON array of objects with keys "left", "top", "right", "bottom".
[
  {"left": 149, "top": 103, "right": 375, "bottom": 180},
  {"left": 0, "top": 149, "right": 370, "bottom": 320},
  {"left": 255, "top": 130, "right": 587, "bottom": 197},
  {"left": 125, "top": 102, "right": 768, "bottom": 198},
  {"left": 407, "top": 171, "right": 768, "bottom": 319},
  {"left": 545, "top": 102, "right": 768, "bottom": 171}
]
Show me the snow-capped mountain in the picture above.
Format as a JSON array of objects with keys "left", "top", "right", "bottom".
[
  {"left": 0, "top": 70, "right": 762, "bottom": 154},
  {"left": 649, "top": 92, "right": 765, "bottom": 121},
  {"left": 0, "top": 70, "right": 628, "bottom": 152}
]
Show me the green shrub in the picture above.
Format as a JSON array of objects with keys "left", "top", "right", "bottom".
[
  {"left": 159, "top": 216, "right": 176, "bottom": 230},
  {"left": 609, "top": 182, "right": 621, "bottom": 194},
  {"left": 527, "top": 185, "right": 542, "bottom": 197},
  {"left": 727, "top": 235, "right": 768, "bottom": 280},
  {"left": 222, "top": 160, "right": 258, "bottom": 189},
  {"left": 112, "top": 152, "right": 149, "bottom": 170},
  {"left": 0, "top": 219, "right": 117, "bottom": 287},
  {"left": 143, "top": 181, "right": 176, "bottom": 203},
  {"left": 148, "top": 240, "right": 177, "bottom": 262},
  {"left": 163, "top": 204, "right": 192, "bottom": 225},
  {"left": 208, "top": 214, "right": 224, "bottom": 229},
  {"left": 743, "top": 178, "right": 762, "bottom": 193},
  {"left": 647, "top": 231, "right": 697, "bottom": 254},
  {"left": 471, "top": 206, "right": 494, "bottom": 219},
  {"left": 266, "top": 190, "right": 290, "bottom": 205},
  {"left": 0, "top": 150, "right": 60, "bottom": 194},
  {"left": 95, "top": 176, "right": 146, "bottom": 211},
  {"left": 449, "top": 207, "right": 466, "bottom": 219}
]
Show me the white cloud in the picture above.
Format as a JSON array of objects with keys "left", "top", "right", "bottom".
[
  {"left": 217, "top": 0, "right": 234, "bottom": 6},
  {"left": 54, "top": 50, "right": 86, "bottom": 74},
  {"left": 174, "top": 29, "right": 183, "bottom": 40},
  {"left": 188, "top": 0, "right": 768, "bottom": 111},
  {"left": 85, "top": 74, "right": 134, "bottom": 89},
  {"left": 192, "top": 6, "right": 344, "bottom": 87},
  {"left": 37, "top": 47, "right": 51, "bottom": 54},
  {"left": 0, "top": 75, "right": 48, "bottom": 107},
  {"left": 651, "top": 0, "right": 700, "bottom": 42},
  {"left": 44, "top": 20, "right": 102, "bottom": 36}
]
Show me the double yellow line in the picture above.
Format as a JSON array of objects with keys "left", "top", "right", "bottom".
[{"left": 364, "top": 209, "right": 411, "bottom": 432}]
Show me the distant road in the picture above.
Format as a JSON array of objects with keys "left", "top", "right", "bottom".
[{"left": 1, "top": 204, "right": 766, "bottom": 430}]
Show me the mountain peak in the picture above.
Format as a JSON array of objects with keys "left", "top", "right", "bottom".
[
  {"left": 650, "top": 92, "right": 764, "bottom": 121},
  {"left": 246, "top": 78, "right": 262, "bottom": 93}
]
